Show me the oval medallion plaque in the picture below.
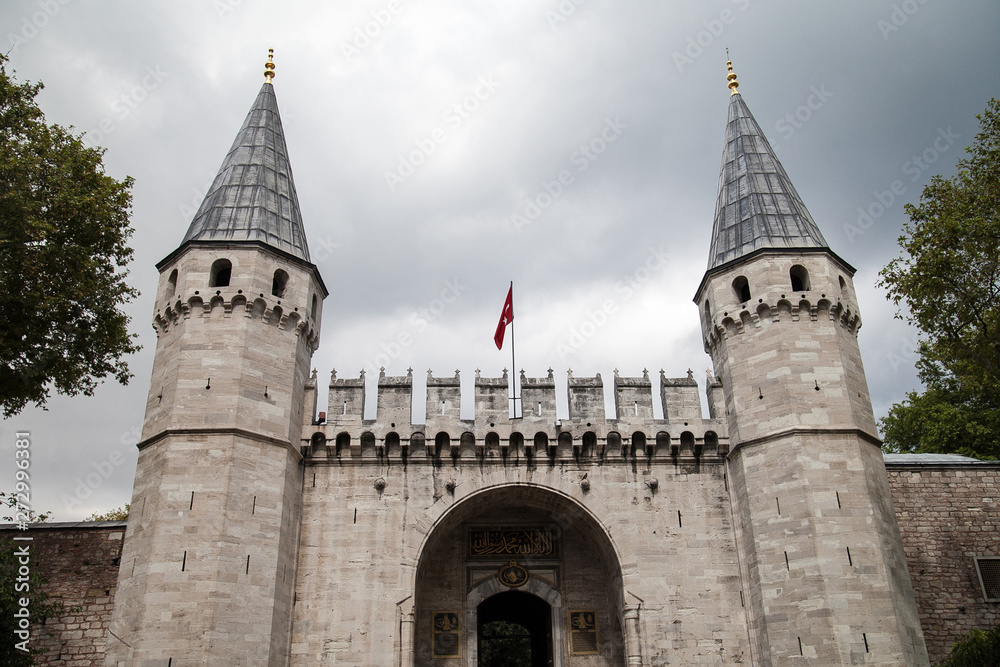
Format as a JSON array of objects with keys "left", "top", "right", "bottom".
[{"left": 497, "top": 559, "right": 529, "bottom": 588}]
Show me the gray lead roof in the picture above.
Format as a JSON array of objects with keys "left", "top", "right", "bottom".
[
  {"left": 707, "top": 93, "right": 828, "bottom": 270},
  {"left": 182, "top": 82, "right": 310, "bottom": 262}
]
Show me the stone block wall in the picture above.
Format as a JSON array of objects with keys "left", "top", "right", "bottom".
[
  {"left": 0, "top": 522, "right": 125, "bottom": 666},
  {"left": 886, "top": 460, "right": 1000, "bottom": 664},
  {"left": 291, "top": 453, "right": 750, "bottom": 666},
  {"left": 727, "top": 434, "right": 927, "bottom": 665},
  {"left": 105, "top": 435, "right": 303, "bottom": 665}
]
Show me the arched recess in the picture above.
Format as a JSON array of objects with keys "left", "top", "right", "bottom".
[
  {"left": 209, "top": 258, "right": 231, "bottom": 287},
  {"left": 360, "top": 431, "right": 377, "bottom": 456},
  {"left": 166, "top": 268, "right": 178, "bottom": 299},
  {"left": 335, "top": 432, "right": 350, "bottom": 457},
  {"left": 459, "top": 432, "right": 477, "bottom": 459},
  {"left": 310, "top": 432, "right": 326, "bottom": 458},
  {"left": 385, "top": 432, "right": 401, "bottom": 457},
  {"left": 789, "top": 264, "right": 810, "bottom": 292},
  {"left": 484, "top": 432, "right": 500, "bottom": 457},
  {"left": 412, "top": 485, "right": 627, "bottom": 666},
  {"left": 271, "top": 268, "right": 289, "bottom": 297}
]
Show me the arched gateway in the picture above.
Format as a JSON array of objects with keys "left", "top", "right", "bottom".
[{"left": 413, "top": 485, "right": 627, "bottom": 666}]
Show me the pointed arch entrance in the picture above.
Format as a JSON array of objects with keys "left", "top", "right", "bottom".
[{"left": 413, "top": 485, "right": 626, "bottom": 666}]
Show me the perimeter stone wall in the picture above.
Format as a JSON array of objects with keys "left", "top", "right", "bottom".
[
  {"left": 0, "top": 522, "right": 125, "bottom": 666},
  {"left": 886, "top": 461, "right": 1000, "bottom": 664}
]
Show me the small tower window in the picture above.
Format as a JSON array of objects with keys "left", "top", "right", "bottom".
[
  {"left": 732, "top": 276, "right": 751, "bottom": 303},
  {"left": 209, "top": 259, "right": 232, "bottom": 288},
  {"left": 311, "top": 294, "right": 318, "bottom": 320},
  {"left": 271, "top": 269, "right": 289, "bottom": 298},
  {"left": 839, "top": 275, "right": 847, "bottom": 290},
  {"left": 167, "top": 268, "right": 178, "bottom": 294},
  {"left": 790, "top": 265, "right": 810, "bottom": 292}
]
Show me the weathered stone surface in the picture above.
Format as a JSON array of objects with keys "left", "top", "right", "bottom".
[
  {"left": 886, "top": 460, "right": 1000, "bottom": 664},
  {"left": 0, "top": 522, "right": 124, "bottom": 666},
  {"left": 10, "top": 68, "right": 969, "bottom": 667}
]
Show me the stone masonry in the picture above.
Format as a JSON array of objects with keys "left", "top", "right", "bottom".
[
  {"left": 292, "top": 368, "right": 741, "bottom": 665},
  {"left": 16, "top": 58, "right": 986, "bottom": 665},
  {"left": 0, "top": 522, "right": 125, "bottom": 666},
  {"left": 10, "top": 457, "right": 998, "bottom": 663},
  {"left": 886, "top": 458, "right": 1000, "bottom": 663}
]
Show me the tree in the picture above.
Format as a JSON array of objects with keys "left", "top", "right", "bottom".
[
  {"left": 0, "top": 54, "right": 139, "bottom": 418},
  {"left": 936, "top": 623, "right": 1000, "bottom": 667},
  {"left": 1, "top": 491, "right": 50, "bottom": 525},
  {"left": 878, "top": 98, "right": 1000, "bottom": 459},
  {"left": 85, "top": 504, "right": 129, "bottom": 522}
]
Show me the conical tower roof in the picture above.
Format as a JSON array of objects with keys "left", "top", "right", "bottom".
[
  {"left": 182, "top": 69, "right": 310, "bottom": 262},
  {"left": 707, "top": 67, "right": 827, "bottom": 270}
]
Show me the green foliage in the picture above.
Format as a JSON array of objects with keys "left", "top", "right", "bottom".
[
  {"left": 1, "top": 492, "right": 50, "bottom": 525},
  {"left": 0, "top": 54, "right": 139, "bottom": 418},
  {"left": 85, "top": 504, "right": 129, "bottom": 522},
  {"left": 880, "top": 383, "right": 1000, "bottom": 460},
  {"left": 937, "top": 623, "right": 1000, "bottom": 667},
  {"left": 479, "top": 620, "right": 532, "bottom": 666},
  {"left": 878, "top": 99, "right": 1000, "bottom": 459}
]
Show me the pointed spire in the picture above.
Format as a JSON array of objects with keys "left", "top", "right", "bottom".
[
  {"left": 182, "top": 49, "right": 311, "bottom": 262},
  {"left": 706, "top": 63, "right": 828, "bottom": 270}
]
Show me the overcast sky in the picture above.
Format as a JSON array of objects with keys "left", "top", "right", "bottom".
[{"left": 2, "top": 1, "right": 998, "bottom": 521}]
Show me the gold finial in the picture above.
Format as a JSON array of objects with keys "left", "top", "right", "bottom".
[
  {"left": 726, "top": 50, "right": 739, "bottom": 95},
  {"left": 264, "top": 48, "right": 275, "bottom": 84}
]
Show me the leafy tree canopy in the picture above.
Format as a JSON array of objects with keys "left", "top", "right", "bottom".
[
  {"left": 879, "top": 99, "right": 1000, "bottom": 459},
  {"left": 85, "top": 504, "right": 129, "bottom": 522},
  {"left": 0, "top": 54, "right": 139, "bottom": 418},
  {"left": 1, "top": 491, "right": 50, "bottom": 525},
  {"left": 937, "top": 623, "right": 1000, "bottom": 667}
]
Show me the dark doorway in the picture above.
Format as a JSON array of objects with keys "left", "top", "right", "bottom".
[{"left": 478, "top": 591, "right": 552, "bottom": 667}]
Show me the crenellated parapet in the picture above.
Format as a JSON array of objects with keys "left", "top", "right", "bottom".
[
  {"left": 300, "top": 368, "right": 729, "bottom": 464},
  {"left": 567, "top": 370, "right": 605, "bottom": 423},
  {"left": 613, "top": 368, "right": 653, "bottom": 422},
  {"left": 474, "top": 369, "right": 509, "bottom": 425},
  {"left": 151, "top": 291, "right": 321, "bottom": 351},
  {"left": 703, "top": 296, "right": 861, "bottom": 351}
]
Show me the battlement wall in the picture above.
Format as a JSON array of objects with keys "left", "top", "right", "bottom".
[{"left": 299, "top": 368, "right": 728, "bottom": 463}]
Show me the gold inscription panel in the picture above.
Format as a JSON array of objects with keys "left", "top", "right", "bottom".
[{"left": 469, "top": 527, "right": 557, "bottom": 558}]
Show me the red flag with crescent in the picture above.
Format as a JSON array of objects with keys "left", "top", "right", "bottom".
[{"left": 494, "top": 285, "right": 514, "bottom": 350}]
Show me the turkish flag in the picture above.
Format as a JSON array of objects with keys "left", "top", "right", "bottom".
[{"left": 494, "top": 285, "right": 514, "bottom": 350}]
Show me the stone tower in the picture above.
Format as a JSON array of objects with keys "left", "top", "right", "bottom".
[
  {"left": 693, "top": 63, "right": 928, "bottom": 664},
  {"left": 106, "top": 53, "right": 326, "bottom": 665}
]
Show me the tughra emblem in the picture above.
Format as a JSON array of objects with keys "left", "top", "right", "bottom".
[{"left": 497, "top": 559, "right": 529, "bottom": 588}]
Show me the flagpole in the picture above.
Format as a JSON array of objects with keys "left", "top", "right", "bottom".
[{"left": 509, "top": 281, "right": 518, "bottom": 418}]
